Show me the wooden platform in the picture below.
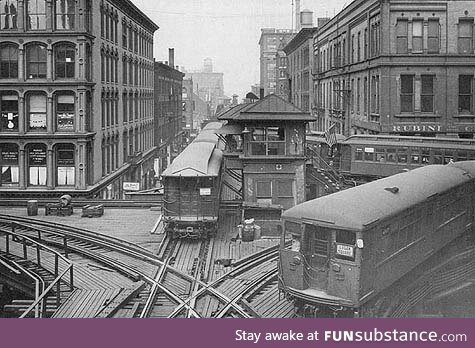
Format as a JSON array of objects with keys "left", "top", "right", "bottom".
[{"left": 53, "top": 282, "right": 144, "bottom": 318}]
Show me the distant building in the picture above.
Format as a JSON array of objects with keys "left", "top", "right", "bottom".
[
  {"left": 185, "top": 58, "right": 224, "bottom": 117},
  {"left": 259, "top": 28, "right": 295, "bottom": 97},
  {"left": 284, "top": 26, "right": 319, "bottom": 130},
  {"left": 0, "top": 0, "right": 158, "bottom": 198},
  {"left": 182, "top": 78, "right": 211, "bottom": 135},
  {"left": 154, "top": 50, "right": 185, "bottom": 174},
  {"left": 314, "top": 0, "right": 475, "bottom": 138}
]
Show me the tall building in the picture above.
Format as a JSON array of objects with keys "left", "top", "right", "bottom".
[
  {"left": 259, "top": 28, "right": 295, "bottom": 97},
  {"left": 314, "top": 0, "right": 475, "bottom": 138},
  {"left": 185, "top": 58, "right": 224, "bottom": 117},
  {"left": 154, "top": 49, "right": 185, "bottom": 175},
  {"left": 0, "top": 0, "right": 158, "bottom": 198}
]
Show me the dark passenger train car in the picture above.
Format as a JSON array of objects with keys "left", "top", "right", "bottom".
[
  {"left": 339, "top": 135, "right": 475, "bottom": 179},
  {"left": 279, "top": 161, "right": 475, "bottom": 317},
  {"left": 162, "top": 122, "right": 223, "bottom": 239}
]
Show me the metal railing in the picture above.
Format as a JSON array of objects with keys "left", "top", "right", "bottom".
[{"left": 0, "top": 224, "right": 74, "bottom": 318}]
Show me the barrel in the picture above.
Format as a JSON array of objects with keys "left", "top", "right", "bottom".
[
  {"left": 241, "top": 225, "right": 255, "bottom": 242},
  {"left": 27, "top": 200, "right": 38, "bottom": 216}
]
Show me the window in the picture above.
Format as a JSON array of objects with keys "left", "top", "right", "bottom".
[
  {"left": 387, "top": 148, "right": 397, "bottom": 163},
  {"left": 28, "top": 143, "right": 47, "bottom": 186},
  {"left": 56, "top": 93, "right": 74, "bottom": 131},
  {"left": 0, "top": 143, "right": 19, "bottom": 186},
  {"left": 0, "top": 93, "right": 18, "bottom": 131},
  {"left": 421, "top": 75, "right": 434, "bottom": 113},
  {"left": 250, "top": 127, "right": 285, "bottom": 156},
  {"left": 28, "top": 94, "right": 47, "bottom": 131},
  {"left": 0, "top": 44, "right": 18, "bottom": 78},
  {"left": 396, "top": 19, "right": 408, "bottom": 54},
  {"left": 355, "top": 147, "right": 363, "bottom": 161},
  {"left": 376, "top": 148, "right": 385, "bottom": 162},
  {"left": 364, "top": 147, "right": 374, "bottom": 161},
  {"left": 55, "top": 44, "right": 75, "bottom": 78},
  {"left": 459, "top": 75, "right": 473, "bottom": 113},
  {"left": 277, "top": 180, "right": 293, "bottom": 197},
  {"left": 428, "top": 20, "right": 439, "bottom": 53},
  {"left": 412, "top": 20, "right": 423, "bottom": 52},
  {"left": 55, "top": 0, "right": 75, "bottom": 30},
  {"left": 56, "top": 143, "right": 75, "bottom": 186},
  {"left": 458, "top": 19, "right": 474, "bottom": 54},
  {"left": 400, "top": 75, "right": 414, "bottom": 112},
  {"left": 256, "top": 181, "right": 272, "bottom": 198},
  {"left": 335, "top": 230, "right": 356, "bottom": 261},
  {"left": 0, "top": 0, "right": 18, "bottom": 29},
  {"left": 26, "top": 0, "right": 46, "bottom": 30},
  {"left": 26, "top": 44, "right": 47, "bottom": 79},
  {"left": 397, "top": 148, "right": 408, "bottom": 163}
]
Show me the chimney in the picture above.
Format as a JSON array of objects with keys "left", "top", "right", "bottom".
[
  {"left": 168, "top": 48, "right": 175, "bottom": 68},
  {"left": 295, "top": 0, "right": 301, "bottom": 31},
  {"left": 260, "top": 88, "right": 264, "bottom": 99}
]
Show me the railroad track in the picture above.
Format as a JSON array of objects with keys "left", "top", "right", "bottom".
[
  {"left": 0, "top": 215, "right": 196, "bottom": 318},
  {"left": 0, "top": 214, "right": 293, "bottom": 318}
]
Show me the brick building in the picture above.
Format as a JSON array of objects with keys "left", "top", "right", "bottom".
[
  {"left": 314, "top": 0, "right": 475, "bottom": 138},
  {"left": 0, "top": 0, "right": 158, "bottom": 198},
  {"left": 154, "top": 53, "right": 185, "bottom": 174}
]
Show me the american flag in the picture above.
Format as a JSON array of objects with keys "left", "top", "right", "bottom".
[{"left": 324, "top": 124, "right": 337, "bottom": 148}]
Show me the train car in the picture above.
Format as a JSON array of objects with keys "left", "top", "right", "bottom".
[
  {"left": 162, "top": 122, "right": 223, "bottom": 239},
  {"left": 279, "top": 161, "right": 475, "bottom": 317},
  {"left": 339, "top": 134, "right": 475, "bottom": 180}
]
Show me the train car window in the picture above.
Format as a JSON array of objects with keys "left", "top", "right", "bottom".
[
  {"left": 355, "top": 147, "right": 363, "bottom": 160},
  {"left": 444, "top": 150, "right": 454, "bottom": 164},
  {"left": 468, "top": 152, "right": 475, "bottom": 160},
  {"left": 433, "top": 150, "right": 443, "bottom": 164},
  {"left": 364, "top": 147, "right": 375, "bottom": 161},
  {"left": 335, "top": 230, "right": 356, "bottom": 261},
  {"left": 421, "top": 148, "right": 430, "bottom": 164},
  {"left": 456, "top": 151, "right": 467, "bottom": 162},
  {"left": 284, "top": 221, "right": 301, "bottom": 251},
  {"left": 397, "top": 148, "right": 408, "bottom": 163},
  {"left": 410, "top": 148, "right": 420, "bottom": 164},
  {"left": 376, "top": 148, "right": 386, "bottom": 162},
  {"left": 386, "top": 148, "right": 396, "bottom": 163}
]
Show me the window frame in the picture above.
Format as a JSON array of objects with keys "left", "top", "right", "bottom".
[{"left": 0, "top": 43, "right": 18, "bottom": 79}]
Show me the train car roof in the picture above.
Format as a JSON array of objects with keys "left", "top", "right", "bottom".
[
  {"left": 161, "top": 142, "right": 222, "bottom": 177},
  {"left": 201, "top": 122, "right": 223, "bottom": 131},
  {"left": 343, "top": 135, "right": 475, "bottom": 149},
  {"left": 283, "top": 162, "right": 475, "bottom": 231},
  {"left": 194, "top": 130, "right": 220, "bottom": 144}
]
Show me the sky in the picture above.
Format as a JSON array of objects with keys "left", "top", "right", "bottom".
[{"left": 133, "top": 0, "right": 349, "bottom": 98}]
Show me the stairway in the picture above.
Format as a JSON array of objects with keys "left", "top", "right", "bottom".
[{"left": 220, "top": 168, "right": 243, "bottom": 202}]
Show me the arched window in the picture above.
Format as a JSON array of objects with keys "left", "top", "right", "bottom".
[
  {"left": 26, "top": 44, "right": 47, "bottom": 79},
  {"left": 55, "top": 43, "right": 75, "bottom": 78},
  {"left": 56, "top": 143, "right": 75, "bottom": 186},
  {"left": 27, "top": 93, "right": 47, "bottom": 131},
  {"left": 28, "top": 143, "right": 47, "bottom": 186},
  {"left": 26, "top": 0, "right": 46, "bottom": 30},
  {"left": 0, "top": 92, "right": 18, "bottom": 131},
  {"left": 55, "top": 0, "right": 75, "bottom": 30},
  {"left": 0, "top": 0, "right": 18, "bottom": 30},
  {"left": 0, "top": 44, "right": 18, "bottom": 78},
  {"left": 0, "top": 143, "right": 19, "bottom": 186},
  {"left": 55, "top": 92, "right": 75, "bottom": 131}
]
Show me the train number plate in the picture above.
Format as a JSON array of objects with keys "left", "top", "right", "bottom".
[{"left": 336, "top": 244, "right": 354, "bottom": 258}]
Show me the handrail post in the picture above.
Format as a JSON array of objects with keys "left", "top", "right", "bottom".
[
  {"left": 63, "top": 237, "right": 68, "bottom": 258},
  {"left": 69, "top": 266, "right": 74, "bottom": 291},
  {"left": 55, "top": 254, "right": 60, "bottom": 307},
  {"left": 22, "top": 237, "right": 27, "bottom": 259},
  {"left": 36, "top": 244, "right": 41, "bottom": 266},
  {"left": 5, "top": 233, "right": 10, "bottom": 254}
]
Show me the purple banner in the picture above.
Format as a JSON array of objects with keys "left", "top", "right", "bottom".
[{"left": 0, "top": 319, "right": 473, "bottom": 348}]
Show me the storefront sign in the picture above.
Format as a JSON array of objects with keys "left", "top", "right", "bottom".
[
  {"left": 29, "top": 148, "right": 47, "bottom": 166},
  {"left": 200, "top": 188, "right": 211, "bottom": 196},
  {"left": 29, "top": 114, "right": 47, "bottom": 129},
  {"left": 336, "top": 244, "right": 354, "bottom": 258},
  {"left": 57, "top": 113, "right": 74, "bottom": 131},
  {"left": 123, "top": 182, "right": 140, "bottom": 191},
  {"left": 1, "top": 149, "right": 18, "bottom": 164},
  {"left": 391, "top": 124, "right": 444, "bottom": 133}
]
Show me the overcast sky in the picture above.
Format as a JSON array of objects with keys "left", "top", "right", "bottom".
[{"left": 134, "top": 0, "right": 349, "bottom": 98}]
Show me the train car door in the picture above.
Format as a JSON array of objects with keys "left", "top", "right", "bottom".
[{"left": 304, "top": 224, "right": 331, "bottom": 290}]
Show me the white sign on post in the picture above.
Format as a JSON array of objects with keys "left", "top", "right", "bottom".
[{"left": 123, "top": 182, "right": 140, "bottom": 191}]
